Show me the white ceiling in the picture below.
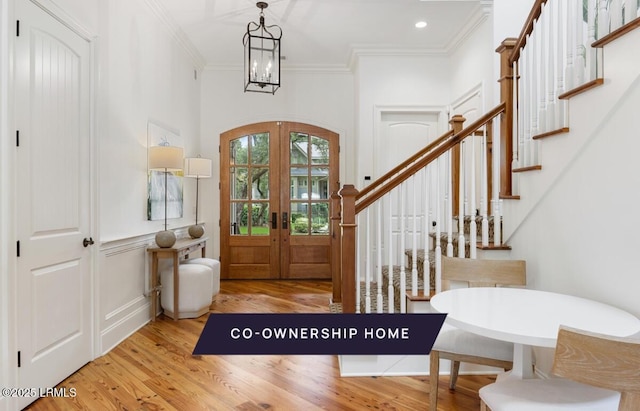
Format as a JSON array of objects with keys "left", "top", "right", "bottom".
[{"left": 154, "top": 0, "right": 489, "bottom": 69}]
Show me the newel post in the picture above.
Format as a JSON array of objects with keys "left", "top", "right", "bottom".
[
  {"left": 339, "top": 184, "right": 359, "bottom": 313},
  {"left": 450, "top": 114, "right": 466, "bottom": 214},
  {"left": 496, "top": 38, "right": 517, "bottom": 197},
  {"left": 330, "top": 191, "right": 342, "bottom": 304}
]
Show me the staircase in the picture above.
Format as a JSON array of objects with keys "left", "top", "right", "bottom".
[
  {"left": 359, "top": 215, "right": 496, "bottom": 313},
  {"left": 334, "top": 2, "right": 640, "bottom": 317},
  {"left": 335, "top": 0, "right": 640, "bottom": 379}
]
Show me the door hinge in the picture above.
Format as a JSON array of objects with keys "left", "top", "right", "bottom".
[
  {"left": 16, "top": 241, "right": 20, "bottom": 257},
  {"left": 16, "top": 130, "right": 19, "bottom": 147},
  {"left": 218, "top": 182, "right": 221, "bottom": 190},
  {"left": 218, "top": 145, "right": 221, "bottom": 153},
  {"left": 218, "top": 219, "right": 221, "bottom": 227},
  {"left": 17, "top": 351, "right": 21, "bottom": 367},
  {"left": 16, "top": 20, "right": 20, "bottom": 37}
]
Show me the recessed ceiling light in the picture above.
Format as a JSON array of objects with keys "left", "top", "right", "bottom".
[{"left": 415, "top": 21, "right": 428, "bottom": 29}]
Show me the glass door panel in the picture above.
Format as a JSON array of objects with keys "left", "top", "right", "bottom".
[
  {"left": 221, "top": 124, "right": 280, "bottom": 279},
  {"left": 221, "top": 122, "right": 338, "bottom": 280}
]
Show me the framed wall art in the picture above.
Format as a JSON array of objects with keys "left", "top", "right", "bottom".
[{"left": 147, "top": 120, "right": 183, "bottom": 221}]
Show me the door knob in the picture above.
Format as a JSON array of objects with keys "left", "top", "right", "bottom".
[{"left": 83, "top": 237, "right": 95, "bottom": 247}]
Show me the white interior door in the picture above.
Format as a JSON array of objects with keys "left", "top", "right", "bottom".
[
  {"left": 15, "top": 0, "right": 93, "bottom": 406},
  {"left": 376, "top": 111, "right": 440, "bottom": 265}
]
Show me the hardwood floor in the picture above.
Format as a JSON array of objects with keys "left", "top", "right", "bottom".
[{"left": 26, "top": 280, "right": 495, "bottom": 410}]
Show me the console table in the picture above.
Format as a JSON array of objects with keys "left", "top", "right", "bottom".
[{"left": 148, "top": 236, "right": 208, "bottom": 321}]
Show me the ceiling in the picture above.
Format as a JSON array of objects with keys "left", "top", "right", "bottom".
[{"left": 154, "top": 0, "right": 489, "bottom": 69}]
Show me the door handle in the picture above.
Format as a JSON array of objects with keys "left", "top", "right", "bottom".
[
  {"left": 83, "top": 237, "right": 95, "bottom": 247},
  {"left": 272, "top": 212, "right": 277, "bottom": 229},
  {"left": 282, "top": 212, "right": 288, "bottom": 230}
]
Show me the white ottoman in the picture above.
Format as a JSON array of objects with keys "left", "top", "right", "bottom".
[
  {"left": 181, "top": 258, "right": 220, "bottom": 297},
  {"left": 160, "top": 264, "right": 213, "bottom": 319}
]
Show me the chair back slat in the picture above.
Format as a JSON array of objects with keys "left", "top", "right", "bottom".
[
  {"left": 441, "top": 256, "right": 526, "bottom": 290},
  {"left": 552, "top": 326, "right": 640, "bottom": 411}
]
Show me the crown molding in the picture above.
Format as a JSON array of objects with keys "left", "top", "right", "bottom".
[
  {"left": 143, "top": 0, "right": 206, "bottom": 71},
  {"left": 444, "top": 0, "right": 493, "bottom": 54},
  {"left": 347, "top": 1, "right": 493, "bottom": 70},
  {"left": 347, "top": 46, "right": 449, "bottom": 72}
]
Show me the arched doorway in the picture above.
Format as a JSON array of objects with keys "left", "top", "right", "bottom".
[{"left": 220, "top": 122, "right": 339, "bottom": 279}]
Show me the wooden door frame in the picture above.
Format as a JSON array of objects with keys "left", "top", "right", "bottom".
[
  {"left": 220, "top": 121, "right": 339, "bottom": 280},
  {"left": 220, "top": 122, "right": 281, "bottom": 279},
  {"left": 279, "top": 122, "right": 339, "bottom": 279}
]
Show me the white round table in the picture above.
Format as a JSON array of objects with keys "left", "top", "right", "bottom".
[{"left": 430, "top": 287, "right": 640, "bottom": 378}]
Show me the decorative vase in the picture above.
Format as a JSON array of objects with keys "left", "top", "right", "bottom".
[
  {"left": 188, "top": 224, "right": 205, "bottom": 239},
  {"left": 155, "top": 230, "right": 176, "bottom": 248}
]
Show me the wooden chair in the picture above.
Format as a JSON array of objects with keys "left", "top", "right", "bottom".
[
  {"left": 430, "top": 256, "right": 526, "bottom": 411},
  {"left": 479, "top": 325, "right": 640, "bottom": 410}
]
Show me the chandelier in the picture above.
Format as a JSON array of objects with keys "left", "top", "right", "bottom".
[{"left": 243, "top": 2, "right": 282, "bottom": 94}]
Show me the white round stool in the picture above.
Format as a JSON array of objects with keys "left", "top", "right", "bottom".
[
  {"left": 160, "top": 264, "right": 213, "bottom": 319},
  {"left": 182, "top": 258, "right": 220, "bottom": 297}
]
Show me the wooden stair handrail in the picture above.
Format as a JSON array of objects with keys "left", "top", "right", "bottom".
[
  {"left": 357, "top": 129, "right": 455, "bottom": 199},
  {"left": 354, "top": 102, "right": 506, "bottom": 214},
  {"left": 509, "top": 0, "right": 547, "bottom": 65}
]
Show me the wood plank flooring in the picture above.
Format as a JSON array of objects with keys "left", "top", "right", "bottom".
[{"left": 26, "top": 280, "right": 496, "bottom": 410}]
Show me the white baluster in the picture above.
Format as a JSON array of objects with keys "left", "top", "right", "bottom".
[
  {"left": 365, "top": 208, "right": 371, "bottom": 313},
  {"left": 446, "top": 150, "right": 453, "bottom": 257},
  {"left": 624, "top": 0, "right": 636, "bottom": 23},
  {"left": 523, "top": 36, "right": 531, "bottom": 167},
  {"left": 538, "top": 4, "right": 548, "bottom": 135},
  {"left": 589, "top": 0, "right": 599, "bottom": 80},
  {"left": 546, "top": 1, "right": 562, "bottom": 131},
  {"left": 482, "top": 125, "right": 490, "bottom": 247},
  {"left": 435, "top": 157, "right": 442, "bottom": 294},
  {"left": 387, "top": 191, "right": 394, "bottom": 313},
  {"left": 400, "top": 181, "right": 406, "bottom": 313},
  {"left": 527, "top": 19, "right": 543, "bottom": 165},
  {"left": 597, "top": 0, "right": 610, "bottom": 39},
  {"left": 411, "top": 175, "right": 418, "bottom": 296},
  {"left": 469, "top": 131, "right": 477, "bottom": 259},
  {"left": 493, "top": 118, "right": 502, "bottom": 247},
  {"left": 376, "top": 200, "right": 383, "bottom": 313},
  {"left": 530, "top": 28, "right": 539, "bottom": 160},
  {"left": 423, "top": 167, "right": 431, "bottom": 296},
  {"left": 576, "top": 0, "right": 587, "bottom": 85},
  {"left": 515, "top": 58, "right": 523, "bottom": 173},
  {"left": 565, "top": 0, "right": 576, "bottom": 92},
  {"left": 458, "top": 141, "right": 465, "bottom": 258},
  {"left": 356, "top": 212, "right": 361, "bottom": 313},
  {"left": 610, "top": 0, "right": 623, "bottom": 31},
  {"left": 556, "top": 0, "right": 567, "bottom": 128}
]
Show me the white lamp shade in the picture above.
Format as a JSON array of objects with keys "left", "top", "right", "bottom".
[
  {"left": 149, "top": 146, "right": 184, "bottom": 171},
  {"left": 184, "top": 157, "right": 212, "bottom": 178}
]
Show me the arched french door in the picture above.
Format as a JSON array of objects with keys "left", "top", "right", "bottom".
[{"left": 220, "top": 122, "right": 339, "bottom": 279}]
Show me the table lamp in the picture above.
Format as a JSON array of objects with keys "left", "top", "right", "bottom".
[
  {"left": 184, "top": 156, "right": 212, "bottom": 238},
  {"left": 149, "top": 145, "right": 184, "bottom": 247}
]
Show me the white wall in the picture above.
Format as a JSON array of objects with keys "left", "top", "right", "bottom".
[
  {"left": 354, "top": 54, "right": 452, "bottom": 185},
  {"left": 98, "top": 0, "right": 201, "bottom": 242},
  {"left": 450, "top": 13, "right": 494, "bottom": 111},
  {"left": 199, "top": 67, "right": 355, "bottom": 258},
  {"left": 0, "top": 1, "right": 203, "bottom": 399},
  {"left": 503, "top": 28, "right": 640, "bottom": 319},
  {"left": 96, "top": 0, "right": 202, "bottom": 351}
]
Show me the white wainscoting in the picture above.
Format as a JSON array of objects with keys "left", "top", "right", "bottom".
[{"left": 99, "top": 234, "right": 155, "bottom": 355}]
